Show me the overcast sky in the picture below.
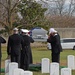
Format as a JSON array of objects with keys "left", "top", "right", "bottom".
[
  {"left": 66, "top": 0, "right": 70, "bottom": 3},
  {"left": 35, "top": 0, "right": 70, "bottom": 3}
]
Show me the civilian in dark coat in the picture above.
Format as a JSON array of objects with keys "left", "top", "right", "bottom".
[
  {"left": 0, "top": 36, "right": 6, "bottom": 73},
  {"left": 7, "top": 28, "right": 24, "bottom": 67},
  {"left": 47, "top": 28, "right": 62, "bottom": 63}
]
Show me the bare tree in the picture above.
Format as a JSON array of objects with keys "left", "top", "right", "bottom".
[
  {"left": 41, "top": 0, "right": 75, "bottom": 28},
  {"left": 68, "top": 0, "right": 75, "bottom": 16},
  {"left": 54, "top": 0, "right": 66, "bottom": 16},
  {"left": 40, "top": 0, "right": 75, "bottom": 17},
  {"left": 40, "top": 0, "right": 66, "bottom": 16},
  {"left": 0, "top": 0, "right": 21, "bottom": 35}
]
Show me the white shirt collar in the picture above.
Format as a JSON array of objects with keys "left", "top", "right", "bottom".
[{"left": 54, "top": 34, "right": 57, "bottom": 36}]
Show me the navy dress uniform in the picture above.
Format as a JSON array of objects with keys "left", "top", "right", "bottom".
[
  {"left": 0, "top": 36, "right": 6, "bottom": 73},
  {"left": 20, "top": 29, "right": 34, "bottom": 70},
  {"left": 47, "top": 28, "right": 62, "bottom": 63},
  {"left": 29, "top": 36, "right": 34, "bottom": 64},
  {"left": 7, "top": 28, "right": 24, "bottom": 67}
]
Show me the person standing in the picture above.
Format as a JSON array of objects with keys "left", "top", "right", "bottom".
[
  {"left": 47, "top": 28, "right": 62, "bottom": 63},
  {"left": 29, "top": 36, "right": 34, "bottom": 64},
  {"left": 20, "top": 29, "right": 34, "bottom": 70},
  {"left": 0, "top": 36, "right": 6, "bottom": 74},
  {"left": 7, "top": 28, "right": 24, "bottom": 67}
]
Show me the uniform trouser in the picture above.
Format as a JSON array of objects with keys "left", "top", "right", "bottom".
[
  {"left": 0, "top": 57, "right": 1, "bottom": 74},
  {"left": 11, "top": 54, "right": 20, "bottom": 67},
  {"left": 20, "top": 46, "right": 29, "bottom": 70},
  {"left": 29, "top": 46, "right": 33, "bottom": 64},
  {"left": 52, "top": 53, "right": 60, "bottom": 63}
]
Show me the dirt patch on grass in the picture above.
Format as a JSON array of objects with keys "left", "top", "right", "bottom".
[
  {"left": 60, "top": 60, "right": 67, "bottom": 66},
  {"left": 1, "top": 61, "right": 5, "bottom": 68}
]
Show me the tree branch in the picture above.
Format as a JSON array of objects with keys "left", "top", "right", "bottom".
[
  {"left": 0, "top": 21, "right": 7, "bottom": 27},
  {"left": 0, "top": 2, "right": 8, "bottom": 10},
  {"left": 11, "top": 0, "right": 21, "bottom": 13}
]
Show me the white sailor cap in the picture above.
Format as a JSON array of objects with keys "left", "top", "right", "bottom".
[
  {"left": 13, "top": 28, "right": 18, "bottom": 31},
  {"left": 49, "top": 28, "right": 57, "bottom": 33},
  {"left": 21, "top": 29, "right": 29, "bottom": 33}
]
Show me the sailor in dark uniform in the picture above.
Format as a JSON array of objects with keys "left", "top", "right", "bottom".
[
  {"left": 47, "top": 28, "right": 62, "bottom": 63},
  {"left": 29, "top": 36, "right": 34, "bottom": 64},
  {"left": 20, "top": 29, "right": 34, "bottom": 70},
  {"left": 0, "top": 36, "right": 6, "bottom": 73},
  {"left": 7, "top": 28, "right": 24, "bottom": 67}
]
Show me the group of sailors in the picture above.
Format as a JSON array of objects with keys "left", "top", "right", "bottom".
[{"left": 7, "top": 28, "right": 34, "bottom": 70}]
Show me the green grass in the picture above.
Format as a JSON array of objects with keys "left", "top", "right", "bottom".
[{"left": 1, "top": 46, "right": 75, "bottom": 75}]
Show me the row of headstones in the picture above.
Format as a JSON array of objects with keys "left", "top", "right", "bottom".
[
  {"left": 42, "top": 61, "right": 72, "bottom": 75},
  {"left": 41, "top": 55, "right": 75, "bottom": 75},
  {"left": 5, "top": 60, "right": 33, "bottom": 75},
  {"left": 5, "top": 55, "right": 75, "bottom": 75}
]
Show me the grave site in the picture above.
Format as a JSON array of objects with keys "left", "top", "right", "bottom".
[
  {"left": 4, "top": 55, "right": 75, "bottom": 75},
  {"left": 1, "top": 46, "right": 75, "bottom": 75}
]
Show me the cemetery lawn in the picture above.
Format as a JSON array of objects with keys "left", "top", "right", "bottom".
[{"left": 1, "top": 46, "right": 75, "bottom": 75}]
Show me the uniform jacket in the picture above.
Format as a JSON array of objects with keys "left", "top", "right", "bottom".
[
  {"left": 29, "top": 36, "right": 34, "bottom": 43},
  {"left": 7, "top": 34, "right": 24, "bottom": 55},
  {"left": 0, "top": 36, "right": 6, "bottom": 57},
  {"left": 47, "top": 33, "right": 62, "bottom": 54}
]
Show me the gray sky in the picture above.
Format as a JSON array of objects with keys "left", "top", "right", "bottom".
[{"left": 36, "top": 0, "right": 70, "bottom": 3}]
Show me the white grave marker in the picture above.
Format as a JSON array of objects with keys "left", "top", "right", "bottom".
[
  {"left": 61, "top": 68, "right": 71, "bottom": 75},
  {"left": 9, "top": 62, "right": 18, "bottom": 75},
  {"left": 67, "top": 55, "right": 75, "bottom": 69},
  {"left": 13, "top": 68, "right": 24, "bottom": 75},
  {"left": 5, "top": 59, "right": 11, "bottom": 75},
  {"left": 21, "top": 71, "right": 33, "bottom": 75},
  {"left": 41, "top": 58, "right": 50, "bottom": 73},
  {"left": 50, "top": 62, "right": 59, "bottom": 75}
]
